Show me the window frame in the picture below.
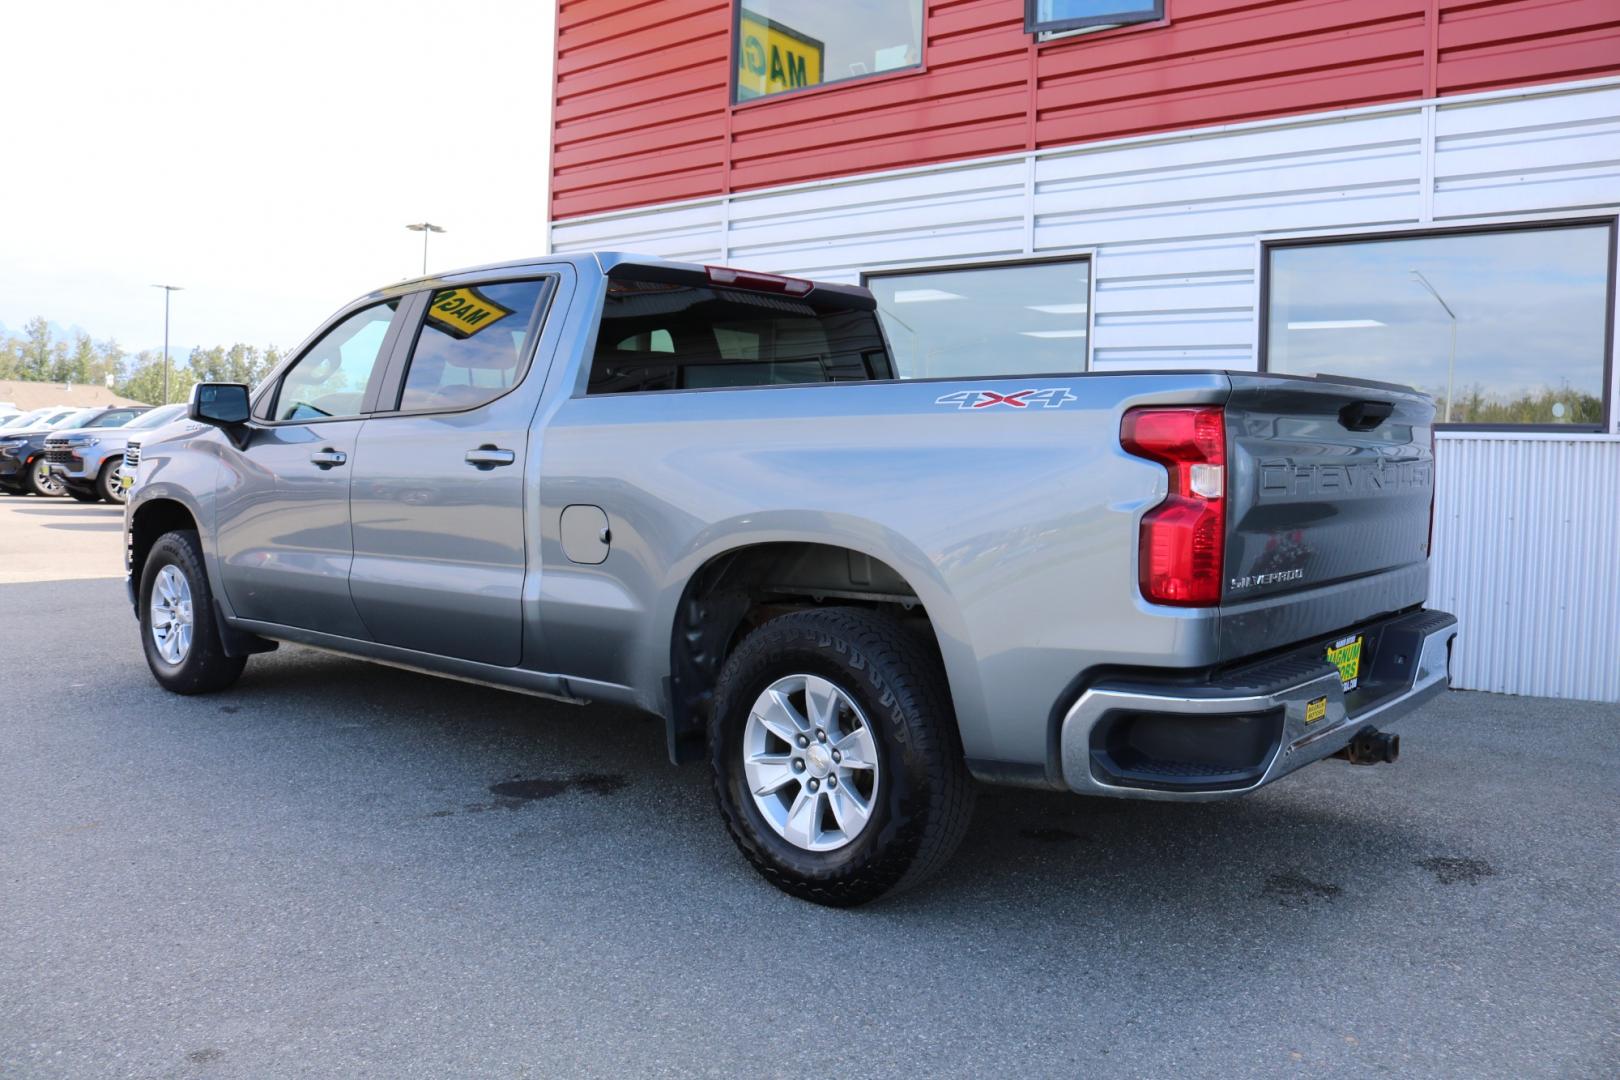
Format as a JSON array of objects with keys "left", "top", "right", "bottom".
[
  {"left": 1025, "top": 0, "right": 1165, "bottom": 36},
  {"left": 368, "top": 274, "right": 560, "bottom": 419},
  {"left": 256, "top": 297, "right": 413, "bottom": 426},
  {"left": 860, "top": 252, "right": 1098, "bottom": 378},
  {"left": 1258, "top": 216, "right": 1619, "bottom": 434},
  {"left": 729, "top": 0, "right": 926, "bottom": 107}
]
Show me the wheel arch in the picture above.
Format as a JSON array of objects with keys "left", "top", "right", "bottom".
[
  {"left": 128, "top": 498, "right": 201, "bottom": 595},
  {"left": 662, "top": 534, "right": 978, "bottom": 766}
]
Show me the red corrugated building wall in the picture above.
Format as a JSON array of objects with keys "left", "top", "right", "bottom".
[{"left": 550, "top": 0, "right": 1620, "bottom": 219}]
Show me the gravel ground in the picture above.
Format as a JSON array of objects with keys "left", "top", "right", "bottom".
[{"left": 1, "top": 501, "right": 1616, "bottom": 1078}]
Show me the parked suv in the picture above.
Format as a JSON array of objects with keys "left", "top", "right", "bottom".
[
  {"left": 1, "top": 406, "right": 144, "bottom": 496},
  {"left": 47, "top": 403, "right": 181, "bottom": 503},
  {"left": 125, "top": 253, "right": 1457, "bottom": 904}
]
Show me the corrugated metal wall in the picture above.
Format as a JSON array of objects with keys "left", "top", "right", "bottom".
[
  {"left": 551, "top": 0, "right": 1620, "bottom": 219},
  {"left": 553, "top": 77, "right": 1620, "bottom": 702},
  {"left": 555, "top": 79, "right": 1620, "bottom": 372},
  {"left": 1431, "top": 435, "right": 1620, "bottom": 702}
]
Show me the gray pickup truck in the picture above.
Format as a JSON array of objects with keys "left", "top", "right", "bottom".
[{"left": 124, "top": 252, "right": 1457, "bottom": 904}]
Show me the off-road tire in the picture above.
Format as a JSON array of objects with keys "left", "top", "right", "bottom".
[
  {"left": 709, "top": 606, "right": 975, "bottom": 906},
  {"left": 139, "top": 530, "right": 247, "bottom": 694}
]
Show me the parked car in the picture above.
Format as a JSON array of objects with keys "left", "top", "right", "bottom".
[
  {"left": 1, "top": 405, "right": 146, "bottom": 497},
  {"left": 0, "top": 406, "right": 76, "bottom": 432},
  {"left": 124, "top": 253, "right": 1457, "bottom": 904},
  {"left": 47, "top": 403, "right": 183, "bottom": 503}
]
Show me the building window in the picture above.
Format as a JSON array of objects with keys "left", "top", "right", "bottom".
[
  {"left": 865, "top": 259, "right": 1092, "bottom": 379},
  {"left": 734, "top": 1, "right": 924, "bottom": 103},
  {"left": 1265, "top": 222, "right": 1615, "bottom": 429},
  {"left": 1026, "top": 1, "right": 1164, "bottom": 35}
]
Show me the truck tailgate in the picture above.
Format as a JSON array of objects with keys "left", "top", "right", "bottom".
[{"left": 1221, "top": 373, "right": 1435, "bottom": 661}]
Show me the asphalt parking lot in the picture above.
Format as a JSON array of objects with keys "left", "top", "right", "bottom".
[{"left": 1, "top": 497, "right": 1616, "bottom": 1078}]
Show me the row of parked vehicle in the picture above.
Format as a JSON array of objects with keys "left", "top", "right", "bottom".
[{"left": 0, "top": 402, "right": 187, "bottom": 502}]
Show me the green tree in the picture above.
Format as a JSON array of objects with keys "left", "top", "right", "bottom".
[
  {"left": 18, "top": 317, "right": 53, "bottom": 380},
  {"left": 117, "top": 350, "right": 196, "bottom": 406}
]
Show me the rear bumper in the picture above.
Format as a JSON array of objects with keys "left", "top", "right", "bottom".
[{"left": 1059, "top": 608, "right": 1457, "bottom": 800}]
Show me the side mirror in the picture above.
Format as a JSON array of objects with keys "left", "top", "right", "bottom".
[
  {"left": 190, "top": 382, "right": 251, "bottom": 426},
  {"left": 190, "top": 383, "right": 253, "bottom": 448}
]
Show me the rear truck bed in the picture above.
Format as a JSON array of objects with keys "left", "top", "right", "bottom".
[{"left": 1057, "top": 372, "right": 1457, "bottom": 799}]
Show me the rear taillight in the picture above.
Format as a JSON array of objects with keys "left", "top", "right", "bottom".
[{"left": 1121, "top": 406, "right": 1226, "bottom": 606}]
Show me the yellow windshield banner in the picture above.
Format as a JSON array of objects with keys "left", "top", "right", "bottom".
[
  {"left": 736, "top": 12, "right": 823, "bottom": 99},
  {"left": 426, "top": 287, "right": 513, "bottom": 339}
]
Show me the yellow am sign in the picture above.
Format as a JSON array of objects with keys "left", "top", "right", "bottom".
[
  {"left": 736, "top": 13, "right": 823, "bottom": 99},
  {"left": 426, "top": 287, "right": 513, "bottom": 339}
]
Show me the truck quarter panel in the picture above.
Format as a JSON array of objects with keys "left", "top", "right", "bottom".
[{"left": 537, "top": 371, "right": 1231, "bottom": 766}]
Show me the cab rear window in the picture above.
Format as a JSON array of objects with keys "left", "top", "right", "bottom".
[{"left": 587, "top": 279, "right": 893, "bottom": 395}]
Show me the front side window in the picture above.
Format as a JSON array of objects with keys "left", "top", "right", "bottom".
[
  {"left": 1027, "top": 0, "right": 1164, "bottom": 34},
  {"left": 395, "top": 280, "right": 548, "bottom": 412},
  {"left": 734, "top": 1, "right": 923, "bottom": 102},
  {"left": 588, "top": 278, "right": 893, "bottom": 394},
  {"left": 273, "top": 300, "right": 400, "bottom": 422},
  {"left": 867, "top": 260, "right": 1092, "bottom": 379},
  {"left": 1266, "top": 222, "right": 1614, "bottom": 428}
]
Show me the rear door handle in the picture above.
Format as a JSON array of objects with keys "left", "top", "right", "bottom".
[
  {"left": 465, "top": 446, "right": 516, "bottom": 470},
  {"left": 309, "top": 449, "right": 348, "bottom": 469}
]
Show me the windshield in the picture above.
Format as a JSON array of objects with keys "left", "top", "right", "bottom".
[
  {"left": 0, "top": 409, "right": 49, "bottom": 430},
  {"left": 53, "top": 408, "right": 102, "bottom": 429},
  {"left": 126, "top": 403, "right": 187, "bottom": 429}
]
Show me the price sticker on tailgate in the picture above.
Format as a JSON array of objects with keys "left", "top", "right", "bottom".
[{"left": 1327, "top": 635, "right": 1363, "bottom": 692}]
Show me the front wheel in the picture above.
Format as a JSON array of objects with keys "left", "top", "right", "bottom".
[
  {"left": 139, "top": 530, "right": 247, "bottom": 694},
  {"left": 97, "top": 460, "right": 126, "bottom": 503},
  {"left": 709, "top": 607, "right": 975, "bottom": 906},
  {"left": 25, "top": 458, "right": 63, "bottom": 497}
]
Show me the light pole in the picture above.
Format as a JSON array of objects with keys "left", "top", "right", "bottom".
[
  {"left": 405, "top": 222, "right": 446, "bottom": 275},
  {"left": 150, "top": 284, "right": 183, "bottom": 405},
  {"left": 1409, "top": 268, "right": 1458, "bottom": 423}
]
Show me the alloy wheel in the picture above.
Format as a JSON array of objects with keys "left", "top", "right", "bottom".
[
  {"left": 149, "top": 565, "right": 195, "bottom": 665},
  {"left": 742, "top": 673, "right": 881, "bottom": 852}
]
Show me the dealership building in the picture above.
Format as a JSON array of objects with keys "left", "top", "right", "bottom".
[{"left": 549, "top": 1, "right": 1620, "bottom": 702}]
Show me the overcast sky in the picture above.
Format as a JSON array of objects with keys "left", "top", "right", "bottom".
[{"left": 0, "top": 1, "right": 554, "bottom": 354}]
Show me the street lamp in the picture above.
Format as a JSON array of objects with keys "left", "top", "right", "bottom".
[
  {"left": 405, "top": 222, "right": 447, "bottom": 275},
  {"left": 150, "top": 284, "right": 183, "bottom": 405},
  {"left": 1409, "top": 268, "right": 1458, "bottom": 423}
]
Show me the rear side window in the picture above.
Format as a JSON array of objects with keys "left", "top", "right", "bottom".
[
  {"left": 396, "top": 280, "right": 548, "bottom": 412},
  {"left": 588, "top": 279, "right": 893, "bottom": 394}
]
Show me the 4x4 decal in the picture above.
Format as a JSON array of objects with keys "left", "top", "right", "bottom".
[{"left": 934, "top": 388, "right": 1077, "bottom": 410}]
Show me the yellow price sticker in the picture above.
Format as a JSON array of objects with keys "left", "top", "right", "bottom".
[
  {"left": 1304, "top": 696, "right": 1327, "bottom": 725},
  {"left": 426, "top": 287, "right": 513, "bottom": 340}
]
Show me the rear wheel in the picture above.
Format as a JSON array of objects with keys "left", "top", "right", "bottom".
[
  {"left": 97, "top": 460, "right": 125, "bottom": 503},
  {"left": 139, "top": 530, "right": 247, "bottom": 694},
  {"left": 709, "top": 607, "right": 974, "bottom": 906},
  {"left": 25, "top": 458, "right": 63, "bottom": 497}
]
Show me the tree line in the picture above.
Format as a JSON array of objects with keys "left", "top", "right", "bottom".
[{"left": 0, "top": 316, "right": 283, "bottom": 405}]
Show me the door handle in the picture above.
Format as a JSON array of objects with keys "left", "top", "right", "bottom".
[
  {"left": 309, "top": 449, "right": 348, "bottom": 469},
  {"left": 465, "top": 446, "right": 516, "bottom": 470}
]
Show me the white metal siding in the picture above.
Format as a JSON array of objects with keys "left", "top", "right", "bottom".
[
  {"left": 552, "top": 77, "right": 1620, "bottom": 702},
  {"left": 1431, "top": 436, "right": 1620, "bottom": 703}
]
